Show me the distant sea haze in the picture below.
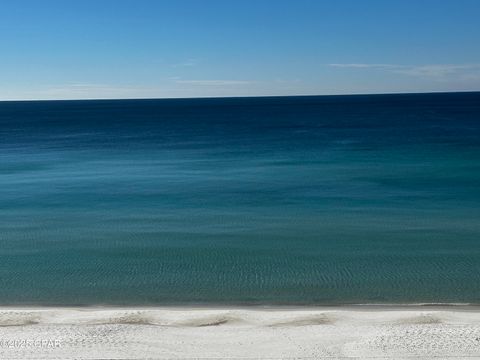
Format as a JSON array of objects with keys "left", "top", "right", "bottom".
[{"left": 0, "top": 92, "right": 479, "bottom": 305}]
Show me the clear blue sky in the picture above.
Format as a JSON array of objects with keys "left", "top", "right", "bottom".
[{"left": 1, "top": 0, "right": 480, "bottom": 100}]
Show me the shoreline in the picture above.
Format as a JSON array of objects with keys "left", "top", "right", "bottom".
[{"left": 0, "top": 302, "right": 479, "bottom": 310}]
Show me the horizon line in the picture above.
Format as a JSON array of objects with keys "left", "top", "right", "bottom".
[{"left": 0, "top": 89, "right": 479, "bottom": 103}]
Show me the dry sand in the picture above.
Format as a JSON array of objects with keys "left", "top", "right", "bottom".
[{"left": 1, "top": 306, "right": 480, "bottom": 359}]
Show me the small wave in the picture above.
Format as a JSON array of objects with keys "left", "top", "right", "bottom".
[{"left": 348, "top": 302, "right": 477, "bottom": 308}]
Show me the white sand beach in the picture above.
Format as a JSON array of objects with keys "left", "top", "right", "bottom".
[{"left": 1, "top": 306, "right": 480, "bottom": 359}]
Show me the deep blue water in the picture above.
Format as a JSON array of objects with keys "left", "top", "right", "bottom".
[{"left": 0, "top": 92, "right": 479, "bottom": 305}]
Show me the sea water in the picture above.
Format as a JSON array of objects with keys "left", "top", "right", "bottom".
[{"left": 0, "top": 93, "right": 479, "bottom": 305}]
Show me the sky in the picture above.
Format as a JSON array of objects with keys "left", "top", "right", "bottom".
[{"left": 1, "top": 0, "right": 480, "bottom": 100}]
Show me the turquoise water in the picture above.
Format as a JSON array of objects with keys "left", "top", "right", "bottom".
[{"left": 0, "top": 93, "right": 479, "bottom": 305}]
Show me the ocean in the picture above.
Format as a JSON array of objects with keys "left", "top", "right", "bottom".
[{"left": 0, "top": 92, "right": 479, "bottom": 305}]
